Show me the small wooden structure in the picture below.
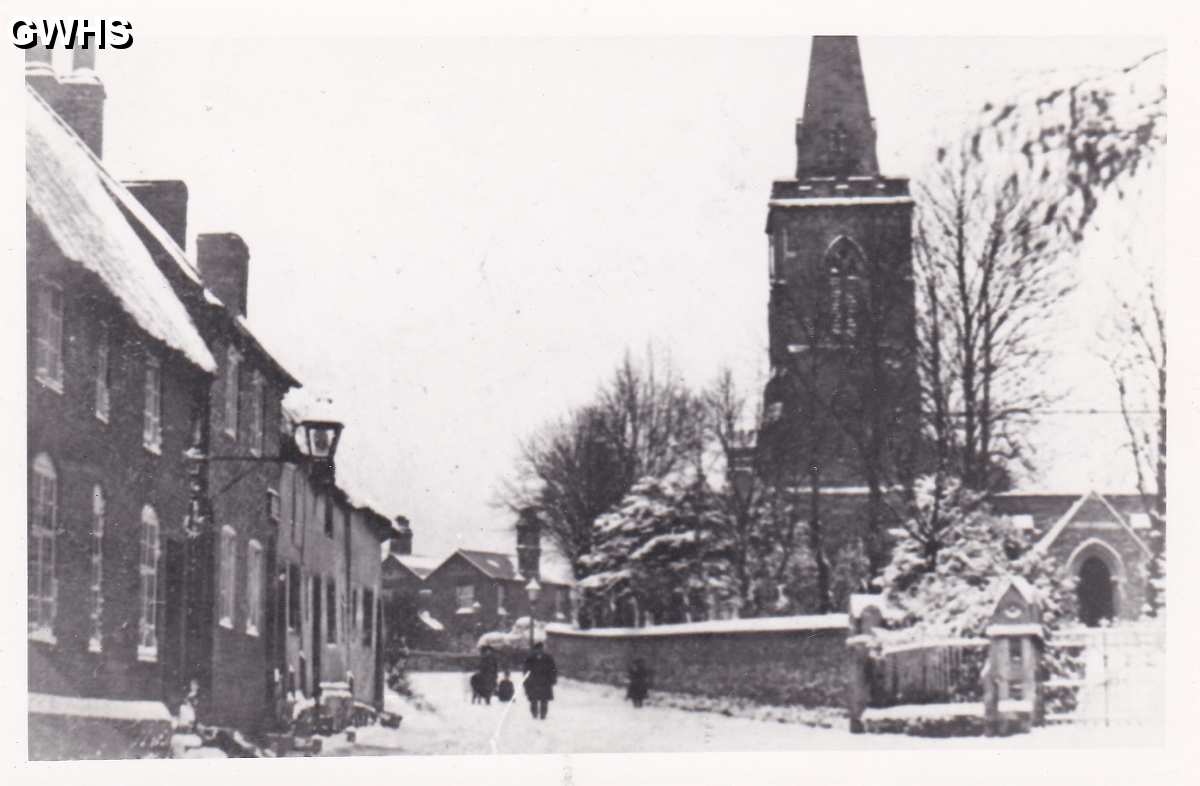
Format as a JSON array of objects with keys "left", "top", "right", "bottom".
[{"left": 982, "top": 577, "right": 1044, "bottom": 735}]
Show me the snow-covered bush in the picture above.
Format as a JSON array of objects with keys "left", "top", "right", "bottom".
[{"left": 578, "top": 472, "right": 736, "bottom": 626}]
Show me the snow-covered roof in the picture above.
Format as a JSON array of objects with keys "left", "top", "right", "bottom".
[
  {"left": 545, "top": 613, "right": 848, "bottom": 638},
  {"left": 386, "top": 552, "right": 442, "bottom": 579},
  {"left": 450, "top": 549, "right": 574, "bottom": 586},
  {"left": 769, "top": 195, "right": 914, "bottom": 208},
  {"left": 25, "top": 88, "right": 216, "bottom": 374},
  {"left": 1033, "top": 491, "right": 1152, "bottom": 557}
]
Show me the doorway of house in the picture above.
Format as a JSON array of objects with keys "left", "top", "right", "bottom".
[
  {"left": 1078, "top": 556, "right": 1115, "bottom": 627},
  {"left": 162, "top": 538, "right": 187, "bottom": 711},
  {"left": 311, "top": 575, "right": 323, "bottom": 702}
]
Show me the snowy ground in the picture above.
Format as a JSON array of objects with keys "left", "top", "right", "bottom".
[{"left": 314, "top": 672, "right": 1163, "bottom": 757}]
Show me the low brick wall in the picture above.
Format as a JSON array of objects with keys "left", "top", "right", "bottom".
[
  {"left": 401, "top": 649, "right": 525, "bottom": 673},
  {"left": 28, "top": 694, "right": 173, "bottom": 760},
  {"left": 547, "top": 615, "right": 849, "bottom": 708}
]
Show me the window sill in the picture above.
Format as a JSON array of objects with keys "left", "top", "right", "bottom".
[
  {"left": 246, "top": 625, "right": 259, "bottom": 638},
  {"left": 219, "top": 617, "right": 233, "bottom": 630},
  {"left": 28, "top": 629, "right": 56, "bottom": 645},
  {"left": 95, "top": 410, "right": 109, "bottom": 425},
  {"left": 143, "top": 440, "right": 162, "bottom": 456},
  {"left": 87, "top": 638, "right": 102, "bottom": 654},
  {"left": 35, "top": 374, "right": 64, "bottom": 395},
  {"left": 137, "top": 646, "right": 158, "bottom": 663}
]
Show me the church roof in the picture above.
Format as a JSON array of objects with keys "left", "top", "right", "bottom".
[{"left": 1031, "top": 491, "right": 1153, "bottom": 557}]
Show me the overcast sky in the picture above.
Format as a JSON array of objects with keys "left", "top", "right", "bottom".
[{"left": 91, "top": 35, "right": 1163, "bottom": 560}]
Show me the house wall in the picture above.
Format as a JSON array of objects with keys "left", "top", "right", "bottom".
[
  {"left": 423, "top": 554, "right": 572, "bottom": 652},
  {"left": 344, "top": 507, "right": 384, "bottom": 706},
  {"left": 199, "top": 333, "right": 288, "bottom": 733},
  {"left": 27, "top": 219, "right": 206, "bottom": 753},
  {"left": 381, "top": 561, "right": 431, "bottom": 652},
  {"left": 276, "top": 465, "right": 385, "bottom": 712},
  {"left": 548, "top": 618, "right": 849, "bottom": 707}
]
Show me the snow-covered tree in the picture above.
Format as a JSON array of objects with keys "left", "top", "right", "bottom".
[
  {"left": 881, "top": 490, "right": 1076, "bottom": 640},
  {"left": 879, "top": 493, "right": 1084, "bottom": 710},
  {"left": 578, "top": 472, "right": 736, "bottom": 626}
]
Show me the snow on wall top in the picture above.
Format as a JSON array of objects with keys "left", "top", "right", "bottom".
[
  {"left": 29, "top": 692, "right": 171, "bottom": 721},
  {"left": 545, "top": 613, "right": 849, "bottom": 638},
  {"left": 25, "top": 88, "right": 216, "bottom": 373}
]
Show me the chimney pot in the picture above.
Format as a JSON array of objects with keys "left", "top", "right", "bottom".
[
  {"left": 391, "top": 516, "right": 413, "bottom": 556},
  {"left": 196, "top": 233, "right": 251, "bottom": 317}
]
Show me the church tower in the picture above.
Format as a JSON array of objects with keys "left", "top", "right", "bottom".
[{"left": 760, "top": 36, "right": 919, "bottom": 491}]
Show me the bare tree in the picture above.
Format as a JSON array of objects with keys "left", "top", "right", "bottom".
[
  {"left": 701, "top": 367, "right": 813, "bottom": 615},
  {"left": 1101, "top": 257, "right": 1166, "bottom": 611},
  {"left": 496, "top": 347, "right": 704, "bottom": 578},
  {"left": 913, "top": 138, "right": 1075, "bottom": 492}
]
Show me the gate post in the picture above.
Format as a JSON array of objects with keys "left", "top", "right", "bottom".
[
  {"left": 847, "top": 594, "right": 884, "bottom": 734},
  {"left": 984, "top": 577, "right": 1044, "bottom": 735}
]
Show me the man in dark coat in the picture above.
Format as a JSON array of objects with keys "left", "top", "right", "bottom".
[
  {"left": 626, "top": 658, "right": 650, "bottom": 708},
  {"left": 477, "top": 645, "right": 499, "bottom": 704},
  {"left": 522, "top": 642, "right": 557, "bottom": 720}
]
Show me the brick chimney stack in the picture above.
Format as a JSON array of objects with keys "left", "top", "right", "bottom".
[
  {"left": 390, "top": 516, "right": 413, "bottom": 556},
  {"left": 25, "top": 45, "right": 106, "bottom": 158},
  {"left": 125, "top": 181, "right": 189, "bottom": 249},
  {"left": 196, "top": 233, "right": 250, "bottom": 316}
]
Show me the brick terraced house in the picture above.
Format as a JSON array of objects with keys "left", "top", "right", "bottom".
[
  {"left": 26, "top": 73, "right": 217, "bottom": 757},
  {"left": 25, "top": 46, "right": 393, "bottom": 756}
]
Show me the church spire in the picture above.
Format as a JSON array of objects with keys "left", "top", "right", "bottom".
[{"left": 795, "top": 36, "right": 879, "bottom": 179}]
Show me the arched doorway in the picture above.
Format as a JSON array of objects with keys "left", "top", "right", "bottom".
[{"left": 1078, "top": 557, "right": 1115, "bottom": 627}]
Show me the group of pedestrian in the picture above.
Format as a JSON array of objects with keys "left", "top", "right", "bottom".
[
  {"left": 470, "top": 645, "right": 513, "bottom": 705},
  {"left": 470, "top": 643, "right": 650, "bottom": 720}
]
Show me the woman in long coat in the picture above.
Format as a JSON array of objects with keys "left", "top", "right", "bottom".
[
  {"left": 477, "top": 645, "right": 499, "bottom": 703},
  {"left": 522, "top": 642, "right": 558, "bottom": 720}
]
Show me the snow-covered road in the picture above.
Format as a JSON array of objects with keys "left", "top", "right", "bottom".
[{"left": 317, "top": 672, "right": 1162, "bottom": 757}]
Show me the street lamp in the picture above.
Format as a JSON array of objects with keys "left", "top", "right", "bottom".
[
  {"left": 186, "top": 418, "right": 345, "bottom": 484},
  {"left": 525, "top": 578, "right": 542, "bottom": 649}
]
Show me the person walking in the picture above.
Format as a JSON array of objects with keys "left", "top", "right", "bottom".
[
  {"left": 522, "top": 642, "right": 557, "bottom": 720},
  {"left": 477, "top": 645, "right": 500, "bottom": 704},
  {"left": 626, "top": 657, "right": 650, "bottom": 708}
]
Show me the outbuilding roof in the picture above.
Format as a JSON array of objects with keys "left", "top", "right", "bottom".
[
  {"left": 447, "top": 549, "right": 574, "bottom": 585},
  {"left": 25, "top": 87, "right": 216, "bottom": 373}
]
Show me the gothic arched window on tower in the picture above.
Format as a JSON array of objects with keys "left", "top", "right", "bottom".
[{"left": 824, "top": 237, "right": 866, "bottom": 341}]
